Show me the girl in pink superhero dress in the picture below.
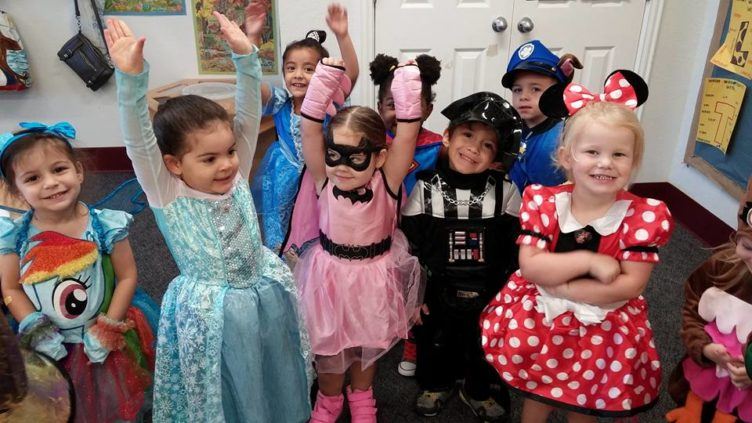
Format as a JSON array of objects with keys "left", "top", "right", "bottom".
[
  {"left": 480, "top": 71, "right": 674, "bottom": 422},
  {"left": 293, "top": 59, "right": 424, "bottom": 422}
]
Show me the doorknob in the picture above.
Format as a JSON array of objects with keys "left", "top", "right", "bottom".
[
  {"left": 491, "top": 17, "right": 508, "bottom": 33},
  {"left": 517, "top": 17, "right": 534, "bottom": 33}
]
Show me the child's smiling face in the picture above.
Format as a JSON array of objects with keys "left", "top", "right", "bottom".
[
  {"left": 163, "top": 119, "right": 239, "bottom": 195},
  {"left": 444, "top": 122, "right": 498, "bottom": 175},
  {"left": 325, "top": 126, "right": 385, "bottom": 191},
  {"left": 283, "top": 47, "right": 320, "bottom": 101},
  {"left": 13, "top": 141, "right": 83, "bottom": 216}
]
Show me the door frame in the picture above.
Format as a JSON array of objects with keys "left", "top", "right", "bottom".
[{"left": 358, "top": 0, "right": 665, "bottom": 115}]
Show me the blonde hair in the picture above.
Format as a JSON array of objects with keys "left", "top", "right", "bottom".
[{"left": 555, "top": 102, "right": 645, "bottom": 179}]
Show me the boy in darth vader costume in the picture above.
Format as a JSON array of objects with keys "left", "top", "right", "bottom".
[{"left": 401, "top": 92, "right": 523, "bottom": 421}]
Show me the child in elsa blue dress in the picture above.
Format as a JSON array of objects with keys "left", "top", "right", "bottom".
[
  {"left": 106, "top": 8, "right": 311, "bottom": 422},
  {"left": 249, "top": 3, "right": 359, "bottom": 252}
]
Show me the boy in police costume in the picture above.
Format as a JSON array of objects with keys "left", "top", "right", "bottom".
[
  {"left": 503, "top": 39, "right": 580, "bottom": 193},
  {"left": 402, "top": 92, "right": 523, "bottom": 421}
]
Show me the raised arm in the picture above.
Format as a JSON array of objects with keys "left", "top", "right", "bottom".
[
  {"left": 326, "top": 3, "right": 359, "bottom": 86},
  {"left": 300, "top": 58, "right": 349, "bottom": 185},
  {"left": 107, "top": 19, "right": 176, "bottom": 207},
  {"left": 244, "top": 0, "right": 272, "bottom": 106},
  {"left": 213, "top": 10, "right": 262, "bottom": 178},
  {"left": 382, "top": 64, "right": 422, "bottom": 193}
]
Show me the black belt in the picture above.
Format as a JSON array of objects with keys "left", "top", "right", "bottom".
[{"left": 319, "top": 231, "right": 391, "bottom": 260}]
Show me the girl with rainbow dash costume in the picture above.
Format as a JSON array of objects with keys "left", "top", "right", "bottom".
[{"left": 0, "top": 122, "right": 158, "bottom": 423}]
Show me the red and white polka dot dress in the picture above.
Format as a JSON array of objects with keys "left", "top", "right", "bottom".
[{"left": 480, "top": 184, "right": 673, "bottom": 417}]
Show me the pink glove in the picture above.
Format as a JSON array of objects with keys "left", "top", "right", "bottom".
[
  {"left": 391, "top": 64, "right": 423, "bottom": 122},
  {"left": 300, "top": 61, "right": 352, "bottom": 122}
]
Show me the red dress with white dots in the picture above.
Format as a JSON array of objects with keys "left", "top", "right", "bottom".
[{"left": 480, "top": 183, "right": 673, "bottom": 417}]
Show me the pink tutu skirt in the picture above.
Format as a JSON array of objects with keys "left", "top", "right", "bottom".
[{"left": 295, "top": 230, "right": 423, "bottom": 373}]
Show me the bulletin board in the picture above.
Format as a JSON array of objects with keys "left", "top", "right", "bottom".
[{"left": 684, "top": 0, "right": 752, "bottom": 199}]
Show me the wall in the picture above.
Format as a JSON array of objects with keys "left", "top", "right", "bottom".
[
  {"left": 639, "top": 0, "right": 739, "bottom": 227},
  {"left": 0, "top": 0, "right": 367, "bottom": 147}
]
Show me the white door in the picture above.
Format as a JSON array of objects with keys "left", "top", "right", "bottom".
[
  {"left": 375, "top": 0, "right": 515, "bottom": 132},
  {"left": 510, "top": 1, "right": 647, "bottom": 90},
  {"left": 375, "top": 0, "right": 648, "bottom": 132}
]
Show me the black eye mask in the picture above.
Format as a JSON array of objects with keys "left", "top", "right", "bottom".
[{"left": 324, "top": 137, "right": 381, "bottom": 172}]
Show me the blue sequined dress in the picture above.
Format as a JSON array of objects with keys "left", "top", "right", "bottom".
[
  {"left": 251, "top": 87, "right": 330, "bottom": 252},
  {"left": 116, "top": 49, "right": 311, "bottom": 423}
]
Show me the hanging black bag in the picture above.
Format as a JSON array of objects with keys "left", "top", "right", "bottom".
[{"left": 57, "top": 0, "right": 113, "bottom": 91}]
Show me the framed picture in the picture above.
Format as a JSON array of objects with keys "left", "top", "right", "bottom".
[
  {"left": 104, "top": 0, "right": 186, "bottom": 16},
  {"left": 194, "top": 0, "right": 278, "bottom": 75}
]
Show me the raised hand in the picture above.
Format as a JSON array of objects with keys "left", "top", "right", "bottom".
[
  {"left": 213, "top": 11, "right": 252, "bottom": 55},
  {"left": 325, "top": 3, "right": 349, "bottom": 38},
  {"left": 391, "top": 62, "right": 422, "bottom": 122},
  {"left": 300, "top": 59, "right": 349, "bottom": 122},
  {"left": 244, "top": 0, "right": 269, "bottom": 47},
  {"left": 103, "top": 18, "right": 146, "bottom": 75},
  {"left": 322, "top": 57, "right": 345, "bottom": 68}
]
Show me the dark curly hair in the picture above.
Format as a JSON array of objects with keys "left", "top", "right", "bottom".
[{"left": 369, "top": 53, "right": 441, "bottom": 105}]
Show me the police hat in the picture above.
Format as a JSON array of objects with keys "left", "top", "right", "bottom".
[
  {"left": 441, "top": 92, "right": 523, "bottom": 167},
  {"left": 501, "top": 40, "right": 567, "bottom": 88}
]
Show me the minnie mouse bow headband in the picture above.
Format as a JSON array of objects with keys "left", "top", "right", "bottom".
[
  {"left": 539, "top": 70, "right": 649, "bottom": 118},
  {"left": 0, "top": 121, "right": 76, "bottom": 177}
]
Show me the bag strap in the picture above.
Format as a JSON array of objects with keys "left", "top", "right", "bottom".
[
  {"left": 74, "top": 0, "right": 82, "bottom": 32},
  {"left": 73, "top": 0, "right": 111, "bottom": 57},
  {"left": 89, "top": 0, "right": 110, "bottom": 57}
]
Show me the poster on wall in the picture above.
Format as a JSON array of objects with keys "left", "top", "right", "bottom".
[
  {"left": 711, "top": 0, "right": 752, "bottom": 79},
  {"left": 104, "top": 0, "right": 186, "bottom": 15},
  {"left": 194, "top": 0, "right": 278, "bottom": 75},
  {"left": 696, "top": 77, "right": 746, "bottom": 153},
  {"left": 0, "top": 11, "right": 31, "bottom": 91}
]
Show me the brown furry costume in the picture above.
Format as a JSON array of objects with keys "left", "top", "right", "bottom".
[{"left": 667, "top": 178, "right": 752, "bottom": 423}]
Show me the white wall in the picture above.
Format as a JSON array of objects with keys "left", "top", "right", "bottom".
[
  {"left": 0, "top": 0, "right": 367, "bottom": 147},
  {"left": 639, "top": 0, "right": 739, "bottom": 227}
]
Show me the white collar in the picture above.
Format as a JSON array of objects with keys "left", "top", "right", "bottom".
[
  {"left": 554, "top": 191, "right": 632, "bottom": 236},
  {"left": 176, "top": 173, "right": 240, "bottom": 201}
]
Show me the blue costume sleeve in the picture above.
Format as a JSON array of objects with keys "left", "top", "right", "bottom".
[
  {"left": 92, "top": 209, "right": 133, "bottom": 254},
  {"left": 232, "top": 49, "right": 263, "bottom": 179},
  {"left": 263, "top": 85, "right": 290, "bottom": 116}
]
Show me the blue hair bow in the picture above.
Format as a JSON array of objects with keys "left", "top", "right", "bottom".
[{"left": 0, "top": 121, "right": 77, "bottom": 177}]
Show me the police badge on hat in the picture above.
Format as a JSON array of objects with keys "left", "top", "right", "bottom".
[{"left": 518, "top": 42, "right": 535, "bottom": 60}]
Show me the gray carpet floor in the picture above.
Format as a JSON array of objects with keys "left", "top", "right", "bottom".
[{"left": 81, "top": 172, "right": 712, "bottom": 422}]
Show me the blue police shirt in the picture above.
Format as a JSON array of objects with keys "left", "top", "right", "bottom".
[{"left": 509, "top": 118, "right": 567, "bottom": 191}]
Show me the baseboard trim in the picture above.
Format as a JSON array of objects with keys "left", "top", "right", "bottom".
[
  {"left": 630, "top": 182, "right": 733, "bottom": 247},
  {"left": 80, "top": 147, "right": 133, "bottom": 172}
]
